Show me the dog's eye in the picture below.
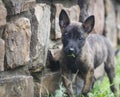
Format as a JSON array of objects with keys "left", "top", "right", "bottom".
[
  {"left": 64, "top": 33, "right": 69, "bottom": 38},
  {"left": 64, "top": 33, "right": 68, "bottom": 36},
  {"left": 79, "top": 37, "right": 83, "bottom": 40}
]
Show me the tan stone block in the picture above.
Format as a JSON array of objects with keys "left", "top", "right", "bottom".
[
  {"left": 0, "top": 76, "right": 34, "bottom": 97},
  {"left": 4, "top": 17, "right": 31, "bottom": 69},
  {"left": 3, "top": 0, "right": 36, "bottom": 15},
  {"left": 0, "top": 39, "right": 5, "bottom": 71}
]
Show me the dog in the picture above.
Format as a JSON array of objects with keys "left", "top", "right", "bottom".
[{"left": 59, "top": 9, "right": 117, "bottom": 96}]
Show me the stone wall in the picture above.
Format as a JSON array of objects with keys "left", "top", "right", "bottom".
[{"left": 0, "top": 0, "right": 119, "bottom": 97}]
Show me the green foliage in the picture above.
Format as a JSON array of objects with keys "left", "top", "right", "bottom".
[
  {"left": 87, "top": 78, "right": 114, "bottom": 97},
  {"left": 52, "top": 83, "right": 67, "bottom": 97}
]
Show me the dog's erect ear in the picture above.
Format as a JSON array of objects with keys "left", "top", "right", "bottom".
[
  {"left": 59, "top": 10, "right": 70, "bottom": 32},
  {"left": 82, "top": 15, "right": 95, "bottom": 33}
]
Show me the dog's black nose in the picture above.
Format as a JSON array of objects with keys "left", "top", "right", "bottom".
[{"left": 69, "top": 47, "right": 75, "bottom": 53}]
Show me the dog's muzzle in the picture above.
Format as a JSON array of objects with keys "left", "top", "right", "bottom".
[{"left": 64, "top": 47, "right": 77, "bottom": 58}]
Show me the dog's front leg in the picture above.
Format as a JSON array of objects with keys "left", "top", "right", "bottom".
[
  {"left": 62, "top": 74, "right": 75, "bottom": 97},
  {"left": 82, "top": 68, "right": 94, "bottom": 95}
]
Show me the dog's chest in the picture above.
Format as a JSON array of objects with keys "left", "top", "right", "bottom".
[{"left": 67, "top": 59, "right": 89, "bottom": 74}]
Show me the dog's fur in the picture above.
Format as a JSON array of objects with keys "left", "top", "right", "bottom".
[{"left": 59, "top": 10, "right": 117, "bottom": 96}]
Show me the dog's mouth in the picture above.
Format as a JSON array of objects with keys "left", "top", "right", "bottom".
[{"left": 67, "top": 53, "right": 76, "bottom": 58}]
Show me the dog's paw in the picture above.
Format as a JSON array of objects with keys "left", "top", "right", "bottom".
[{"left": 82, "top": 88, "right": 89, "bottom": 95}]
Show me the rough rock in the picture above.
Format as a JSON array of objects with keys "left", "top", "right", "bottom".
[
  {"left": 46, "top": 43, "right": 62, "bottom": 72},
  {"left": 78, "top": 0, "right": 105, "bottom": 34},
  {"left": 116, "top": 3, "right": 120, "bottom": 44},
  {"left": 0, "top": 26, "right": 5, "bottom": 38},
  {"left": 0, "top": 39, "right": 5, "bottom": 71},
  {"left": 36, "top": 0, "right": 52, "bottom": 3},
  {"left": 3, "top": 0, "right": 36, "bottom": 15},
  {"left": 0, "top": 75, "right": 34, "bottom": 97},
  {"left": 0, "top": 0, "right": 7, "bottom": 27},
  {"left": 51, "top": 3, "right": 80, "bottom": 40},
  {"left": 4, "top": 17, "right": 31, "bottom": 69},
  {"left": 29, "top": 4, "right": 51, "bottom": 72},
  {"left": 49, "top": 44, "right": 62, "bottom": 61},
  {"left": 104, "top": 0, "right": 117, "bottom": 48}
]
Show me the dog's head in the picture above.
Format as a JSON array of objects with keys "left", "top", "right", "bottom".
[{"left": 59, "top": 10, "right": 95, "bottom": 58}]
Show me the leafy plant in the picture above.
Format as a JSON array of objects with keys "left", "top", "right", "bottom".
[{"left": 52, "top": 82, "right": 67, "bottom": 97}]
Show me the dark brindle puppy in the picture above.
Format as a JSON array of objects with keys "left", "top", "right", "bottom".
[{"left": 59, "top": 9, "right": 117, "bottom": 96}]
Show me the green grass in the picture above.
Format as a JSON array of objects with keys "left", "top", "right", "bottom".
[
  {"left": 88, "top": 78, "right": 115, "bottom": 97},
  {"left": 52, "top": 54, "right": 120, "bottom": 97}
]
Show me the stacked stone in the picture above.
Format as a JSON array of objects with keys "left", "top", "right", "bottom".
[
  {"left": 0, "top": 0, "right": 35, "bottom": 97},
  {"left": 0, "top": 0, "right": 119, "bottom": 97}
]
